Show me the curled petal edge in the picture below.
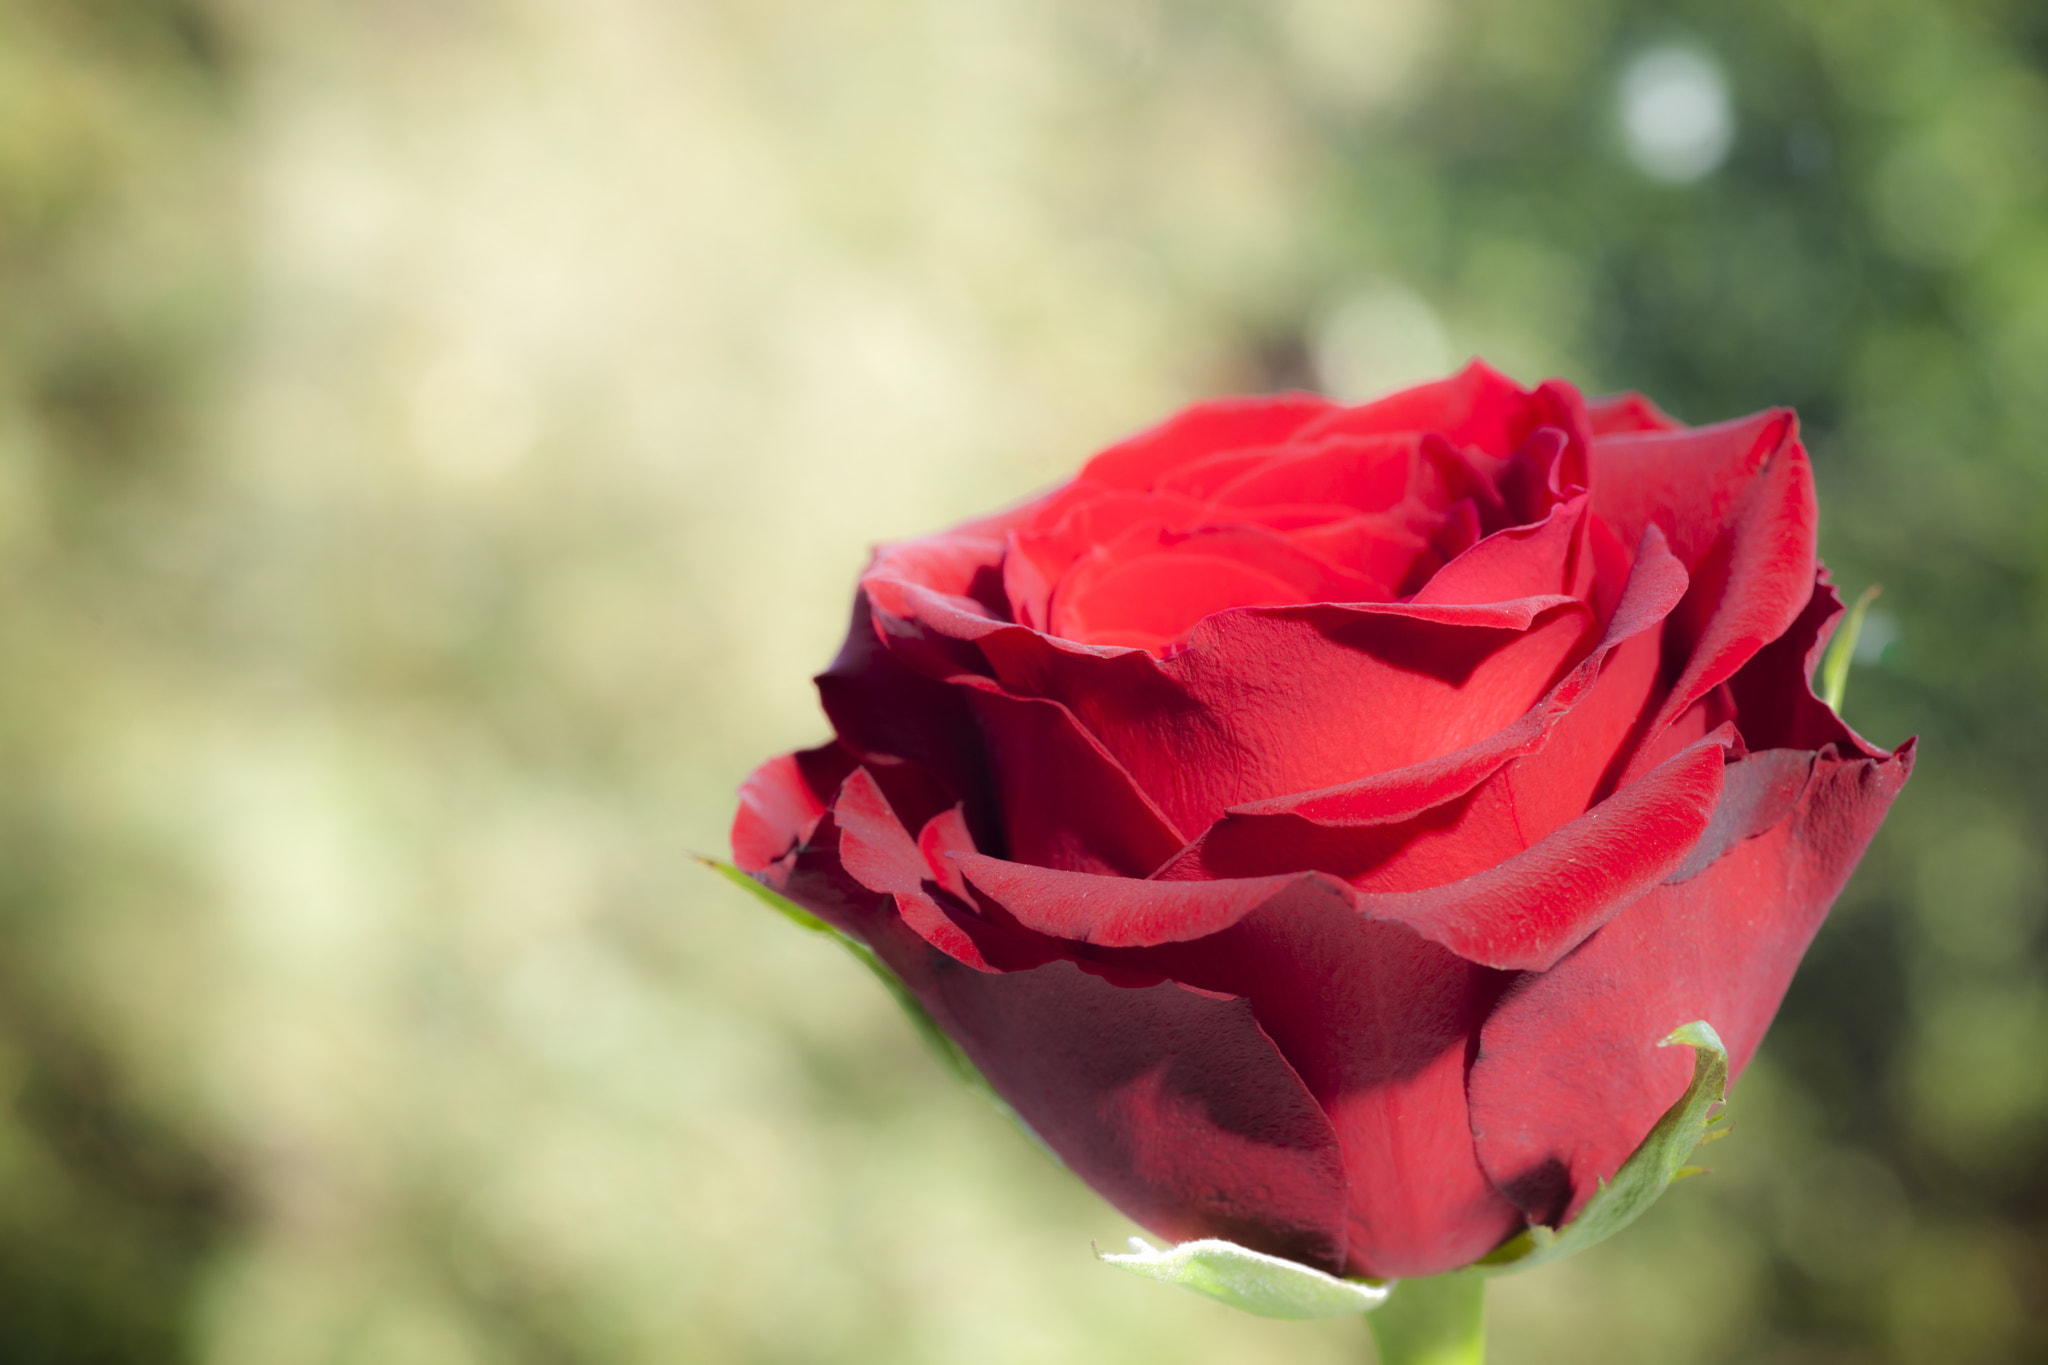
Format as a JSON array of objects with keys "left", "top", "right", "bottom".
[{"left": 953, "top": 727, "right": 1729, "bottom": 973}]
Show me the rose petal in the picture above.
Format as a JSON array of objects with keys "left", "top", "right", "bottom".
[
  {"left": 832, "top": 767, "right": 997, "bottom": 971},
  {"left": 975, "top": 597, "right": 1591, "bottom": 838},
  {"left": 758, "top": 806, "right": 1355, "bottom": 1272},
  {"left": 731, "top": 741, "right": 858, "bottom": 873},
  {"left": 1725, "top": 571, "right": 1891, "bottom": 760},
  {"left": 1586, "top": 390, "right": 1683, "bottom": 436},
  {"left": 1592, "top": 411, "right": 1822, "bottom": 782},
  {"left": 956, "top": 680, "right": 1187, "bottom": 876},
  {"left": 1205, "top": 433, "right": 1419, "bottom": 515},
  {"left": 1346, "top": 732, "right": 1729, "bottom": 971},
  {"left": 1114, "top": 900, "right": 1522, "bottom": 1279},
  {"left": 1467, "top": 739, "right": 1915, "bottom": 1226},
  {"left": 959, "top": 726, "right": 1722, "bottom": 979},
  {"left": 1149, "top": 446, "right": 1300, "bottom": 500},
  {"left": 1629, "top": 426, "right": 1819, "bottom": 782},
  {"left": 1151, "top": 527, "right": 1687, "bottom": 884},
  {"left": 1282, "top": 510, "right": 1429, "bottom": 592},
  {"left": 932, "top": 959, "right": 1354, "bottom": 1271},
  {"left": 814, "top": 591, "right": 1000, "bottom": 838},
  {"left": 1081, "top": 395, "right": 1335, "bottom": 492},
  {"left": 1294, "top": 364, "right": 1588, "bottom": 481},
  {"left": 1410, "top": 493, "right": 1587, "bottom": 607},
  {"left": 953, "top": 854, "right": 1352, "bottom": 947},
  {"left": 1051, "top": 524, "right": 1389, "bottom": 648}
]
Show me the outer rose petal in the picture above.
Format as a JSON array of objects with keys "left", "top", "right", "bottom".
[
  {"left": 931, "top": 961, "right": 1354, "bottom": 1270},
  {"left": 815, "top": 590, "right": 996, "bottom": 840},
  {"left": 1726, "top": 571, "right": 1891, "bottom": 760},
  {"left": 832, "top": 766, "right": 996, "bottom": 971},
  {"left": 1466, "top": 739, "right": 1914, "bottom": 1227},
  {"left": 757, "top": 800, "right": 1355, "bottom": 1273},
  {"left": 1593, "top": 409, "right": 1795, "bottom": 571},
  {"left": 731, "top": 742, "right": 858, "bottom": 873},
  {"left": 1109, "top": 900, "right": 1522, "bottom": 1279}
]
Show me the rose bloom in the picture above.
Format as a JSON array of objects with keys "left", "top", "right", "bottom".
[{"left": 731, "top": 364, "right": 1910, "bottom": 1280}]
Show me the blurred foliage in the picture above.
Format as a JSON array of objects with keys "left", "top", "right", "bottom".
[
  {"left": 0, "top": 1, "right": 239, "bottom": 1363},
  {"left": 0, "top": 0, "right": 2042, "bottom": 1363}
]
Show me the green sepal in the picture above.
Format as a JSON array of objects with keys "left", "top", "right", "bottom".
[
  {"left": 1096, "top": 1237, "right": 1389, "bottom": 1320},
  {"left": 1819, "top": 584, "right": 1881, "bottom": 712},
  {"left": 699, "top": 855, "right": 1048, "bottom": 1152},
  {"left": 1472, "top": 1020, "right": 1729, "bottom": 1276}
]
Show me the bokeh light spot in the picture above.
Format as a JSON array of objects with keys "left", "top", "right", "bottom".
[{"left": 1619, "top": 46, "right": 1734, "bottom": 183}]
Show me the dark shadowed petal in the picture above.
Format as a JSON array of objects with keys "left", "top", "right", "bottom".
[
  {"left": 930, "top": 960, "right": 1353, "bottom": 1271},
  {"left": 1112, "top": 900, "right": 1523, "bottom": 1279},
  {"left": 956, "top": 680, "right": 1187, "bottom": 876},
  {"left": 756, "top": 802, "right": 1355, "bottom": 1274},
  {"left": 1725, "top": 571, "right": 1892, "bottom": 760},
  {"left": 1466, "top": 740, "right": 1915, "bottom": 1228},
  {"left": 815, "top": 590, "right": 998, "bottom": 841}
]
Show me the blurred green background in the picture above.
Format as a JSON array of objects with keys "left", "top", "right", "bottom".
[{"left": 1, "top": 0, "right": 2041, "bottom": 1361}]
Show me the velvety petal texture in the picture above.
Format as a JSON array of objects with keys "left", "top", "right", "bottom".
[{"left": 732, "top": 363, "right": 1909, "bottom": 1279}]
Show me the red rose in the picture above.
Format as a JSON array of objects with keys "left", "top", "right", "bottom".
[{"left": 731, "top": 363, "right": 1911, "bottom": 1281}]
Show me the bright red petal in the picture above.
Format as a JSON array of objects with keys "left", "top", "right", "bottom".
[
  {"left": 977, "top": 599, "right": 1591, "bottom": 838},
  {"left": 1080, "top": 395, "right": 1335, "bottom": 491}
]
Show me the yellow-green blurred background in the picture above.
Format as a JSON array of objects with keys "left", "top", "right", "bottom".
[{"left": 2, "top": 1, "right": 2043, "bottom": 1361}]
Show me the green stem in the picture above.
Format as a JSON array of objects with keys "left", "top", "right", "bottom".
[{"left": 1365, "top": 1275, "right": 1484, "bottom": 1365}]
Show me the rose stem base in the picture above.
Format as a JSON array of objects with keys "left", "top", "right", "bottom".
[{"left": 1364, "top": 1274, "right": 1484, "bottom": 1365}]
